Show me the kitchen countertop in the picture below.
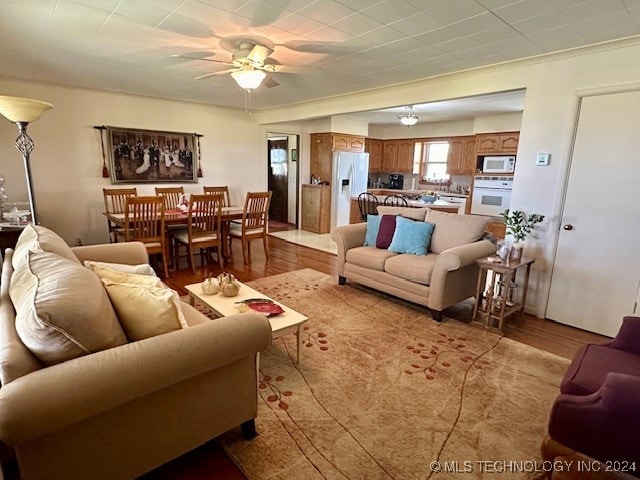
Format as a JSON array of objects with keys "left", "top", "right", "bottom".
[
  {"left": 356, "top": 194, "right": 458, "bottom": 209},
  {"left": 368, "top": 189, "right": 469, "bottom": 198}
]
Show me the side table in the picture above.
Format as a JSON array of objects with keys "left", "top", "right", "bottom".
[
  {"left": 0, "top": 225, "right": 26, "bottom": 254},
  {"left": 472, "top": 256, "right": 535, "bottom": 331}
]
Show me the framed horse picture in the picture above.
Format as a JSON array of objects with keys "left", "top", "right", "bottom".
[{"left": 106, "top": 126, "right": 198, "bottom": 183}]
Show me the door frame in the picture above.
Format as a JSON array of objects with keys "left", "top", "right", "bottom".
[
  {"left": 266, "top": 130, "right": 301, "bottom": 228},
  {"left": 542, "top": 82, "right": 640, "bottom": 320}
]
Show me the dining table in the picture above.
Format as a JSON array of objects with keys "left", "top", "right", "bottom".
[{"left": 104, "top": 206, "right": 244, "bottom": 264}]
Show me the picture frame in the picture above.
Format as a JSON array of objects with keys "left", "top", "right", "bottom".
[
  {"left": 291, "top": 148, "right": 298, "bottom": 161},
  {"left": 106, "top": 126, "right": 198, "bottom": 184}
]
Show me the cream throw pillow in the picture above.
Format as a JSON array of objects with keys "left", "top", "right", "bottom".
[
  {"left": 84, "top": 261, "right": 156, "bottom": 277},
  {"left": 10, "top": 249, "right": 127, "bottom": 366},
  {"left": 13, "top": 224, "right": 79, "bottom": 270},
  {"left": 100, "top": 275, "right": 188, "bottom": 341},
  {"left": 425, "top": 209, "right": 491, "bottom": 254}
]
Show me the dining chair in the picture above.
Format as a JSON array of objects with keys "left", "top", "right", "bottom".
[
  {"left": 203, "top": 186, "right": 231, "bottom": 207},
  {"left": 124, "top": 195, "right": 168, "bottom": 277},
  {"left": 357, "top": 192, "right": 379, "bottom": 221},
  {"left": 155, "top": 186, "right": 184, "bottom": 210},
  {"left": 172, "top": 194, "right": 224, "bottom": 273},
  {"left": 103, "top": 187, "right": 137, "bottom": 243},
  {"left": 229, "top": 191, "right": 272, "bottom": 264},
  {"left": 383, "top": 194, "right": 408, "bottom": 207}
]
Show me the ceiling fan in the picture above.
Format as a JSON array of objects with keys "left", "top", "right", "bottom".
[{"left": 172, "top": 41, "right": 283, "bottom": 90}]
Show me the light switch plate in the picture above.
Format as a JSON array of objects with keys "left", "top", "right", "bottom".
[{"left": 536, "top": 153, "right": 550, "bottom": 166}]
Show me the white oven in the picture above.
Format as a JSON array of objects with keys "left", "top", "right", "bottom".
[{"left": 471, "top": 176, "right": 513, "bottom": 216}]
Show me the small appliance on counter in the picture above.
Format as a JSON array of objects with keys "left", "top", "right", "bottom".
[{"left": 388, "top": 174, "right": 404, "bottom": 189}]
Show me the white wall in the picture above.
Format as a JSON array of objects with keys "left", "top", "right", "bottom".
[
  {"left": 254, "top": 37, "right": 640, "bottom": 318},
  {"left": 0, "top": 78, "right": 267, "bottom": 245}
]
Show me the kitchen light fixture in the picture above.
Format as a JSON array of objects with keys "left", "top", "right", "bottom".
[
  {"left": 0, "top": 95, "right": 53, "bottom": 224},
  {"left": 231, "top": 65, "right": 267, "bottom": 91},
  {"left": 399, "top": 105, "right": 419, "bottom": 126}
]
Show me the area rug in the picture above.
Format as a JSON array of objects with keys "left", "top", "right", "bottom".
[{"left": 210, "top": 269, "right": 568, "bottom": 480}]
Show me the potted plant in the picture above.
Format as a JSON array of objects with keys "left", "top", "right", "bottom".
[{"left": 500, "top": 209, "right": 545, "bottom": 260}]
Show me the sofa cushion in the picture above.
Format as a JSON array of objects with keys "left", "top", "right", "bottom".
[
  {"left": 346, "top": 246, "right": 398, "bottom": 272},
  {"left": 377, "top": 206, "right": 428, "bottom": 221},
  {"left": 425, "top": 210, "right": 491, "bottom": 254},
  {"left": 13, "top": 224, "right": 79, "bottom": 270},
  {"left": 560, "top": 344, "right": 640, "bottom": 396},
  {"left": 101, "top": 276, "right": 188, "bottom": 341},
  {"left": 364, "top": 214, "right": 382, "bottom": 246},
  {"left": 384, "top": 253, "right": 439, "bottom": 285},
  {"left": 388, "top": 216, "right": 435, "bottom": 255},
  {"left": 9, "top": 250, "right": 127, "bottom": 366},
  {"left": 376, "top": 215, "right": 397, "bottom": 249}
]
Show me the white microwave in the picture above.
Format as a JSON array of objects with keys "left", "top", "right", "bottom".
[{"left": 483, "top": 156, "right": 515, "bottom": 174}]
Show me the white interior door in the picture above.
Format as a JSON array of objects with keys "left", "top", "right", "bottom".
[{"left": 546, "top": 90, "right": 640, "bottom": 337}]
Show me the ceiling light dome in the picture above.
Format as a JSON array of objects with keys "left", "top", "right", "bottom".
[
  {"left": 399, "top": 105, "right": 419, "bottom": 126},
  {"left": 231, "top": 65, "right": 266, "bottom": 91}
]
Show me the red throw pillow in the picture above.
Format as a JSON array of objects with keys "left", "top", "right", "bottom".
[{"left": 376, "top": 215, "right": 397, "bottom": 249}]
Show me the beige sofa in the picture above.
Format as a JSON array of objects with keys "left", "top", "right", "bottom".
[
  {"left": 331, "top": 208, "right": 496, "bottom": 321},
  {"left": 0, "top": 227, "right": 273, "bottom": 480}
]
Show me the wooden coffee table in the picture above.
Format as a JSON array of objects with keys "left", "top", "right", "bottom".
[{"left": 185, "top": 281, "right": 308, "bottom": 364}]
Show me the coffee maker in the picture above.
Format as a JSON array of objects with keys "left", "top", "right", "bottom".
[{"left": 389, "top": 174, "right": 404, "bottom": 189}]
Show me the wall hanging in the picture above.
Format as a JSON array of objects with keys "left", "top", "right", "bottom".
[{"left": 99, "top": 126, "right": 201, "bottom": 184}]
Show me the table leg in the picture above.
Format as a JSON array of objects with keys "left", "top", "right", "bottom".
[
  {"left": 497, "top": 271, "right": 514, "bottom": 331},
  {"left": 520, "top": 263, "right": 533, "bottom": 314},
  {"left": 472, "top": 267, "right": 485, "bottom": 321},
  {"left": 221, "top": 220, "right": 232, "bottom": 260},
  {"left": 296, "top": 324, "right": 301, "bottom": 364},
  {"left": 188, "top": 293, "right": 195, "bottom": 306}
]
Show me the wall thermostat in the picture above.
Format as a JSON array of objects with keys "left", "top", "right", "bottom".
[{"left": 536, "top": 153, "right": 550, "bottom": 166}]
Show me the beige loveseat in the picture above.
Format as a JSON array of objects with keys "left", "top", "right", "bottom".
[
  {"left": 331, "top": 208, "right": 496, "bottom": 321},
  {"left": 0, "top": 226, "right": 272, "bottom": 480}
]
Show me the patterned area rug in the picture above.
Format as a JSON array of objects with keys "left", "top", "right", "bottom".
[{"left": 208, "top": 269, "right": 568, "bottom": 480}]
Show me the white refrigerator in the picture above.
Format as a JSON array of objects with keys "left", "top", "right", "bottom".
[{"left": 331, "top": 151, "right": 369, "bottom": 228}]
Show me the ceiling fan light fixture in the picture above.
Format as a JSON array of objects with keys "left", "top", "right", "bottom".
[
  {"left": 231, "top": 67, "right": 266, "bottom": 91},
  {"left": 399, "top": 106, "right": 419, "bottom": 126}
]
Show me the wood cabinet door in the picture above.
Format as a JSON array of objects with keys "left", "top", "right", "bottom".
[
  {"left": 475, "top": 134, "right": 501, "bottom": 154},
  {"left": 349, "top": 136, "right": 365, "bottom": 152},
  {"left": 301, "top": 186, "right": 320, "bottom": 231},
  {"left": 332, "top": 134, "right": 350, "bottom": 151},
  {"left": 485, "top": 221, "right": 506, "bottom": 239},
  {"left": 382, "top": 140, "right": 398, "bottom": 172},
  {"left": 462, "top": 136, "right": 478, "bottom": 174},
  {"left": 396, "top": 139, "right": 414, "bottom": 173},
  {"left": 366, "top": 138, "right": 382, "bottom": 173},
  {"left": 310, "top": 133, "right": 332, "bottom": 184},
  {"left": 447, "top": 137, "right": 464, "bottom": 174},
  {"left": 499, "top": 133, "right": 519, "bottom": 153}
]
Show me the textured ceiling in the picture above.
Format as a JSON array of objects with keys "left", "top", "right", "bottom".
[{"left": 1, "top": 0, "right": 639, "bottom": 114}]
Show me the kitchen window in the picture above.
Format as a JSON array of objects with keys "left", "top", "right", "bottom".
[{"left": 418, "top": 141, "right": 450, "bottom": 183}]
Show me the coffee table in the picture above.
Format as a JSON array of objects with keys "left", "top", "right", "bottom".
[{"left": 185, "top": 281, "right": 308, "bottom": 364}]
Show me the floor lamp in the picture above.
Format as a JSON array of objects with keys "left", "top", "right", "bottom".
[{"left": 0, "top": 95, "right": 53, "bottom": 225}]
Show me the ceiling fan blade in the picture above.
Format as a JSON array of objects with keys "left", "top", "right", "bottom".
[
  {"left": 247, "top": 44, "right": 273, "bottom": 64},
  {"left": 171, "top": 54, "right": 232, "bottom": 66},
  {"left": 263, "top": 76, "right": 280, "bottom": 88},
  {"left": 194, "top": 68, "right": 237, "bottom": 80}
]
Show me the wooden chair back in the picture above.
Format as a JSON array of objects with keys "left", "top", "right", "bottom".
[
  {"left": 384, "top": 194, "right": 408, "bottom": 207},
  {"left": 188, "top": 194, "right": 222, "bottom": 240},
  {"left": 103, "top": 188, "right": 137, "bottom": 215},
  {"left": 203, "top": 186, "right": 231, "bottom": 207},
  {"left": 357, "top": 192, "right": 379, "bottom": 220},
  {"left": 155, "top": 186, "right": 184, "bottom": 210},
  {"left": 124, "top": 196, "right": 165, "bottom": 244},
  {"left": 241, "top": 191, "right": 272, "bottom": 232}
]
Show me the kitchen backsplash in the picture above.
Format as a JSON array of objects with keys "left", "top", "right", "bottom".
[{"left": 369, "top": 173, "right": 471, "bottom": 192}]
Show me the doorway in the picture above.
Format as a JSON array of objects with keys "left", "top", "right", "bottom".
[
  {"left": 267, "top": 133, "right": 299, "bottom": 227},
  {"left": 546, "top": 89, "right": 640, "bottom": 337}
]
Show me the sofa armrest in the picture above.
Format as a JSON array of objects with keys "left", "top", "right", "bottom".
[
  {"left": 0, "top": 313, "right": 272, "bottom": 445},
  {"left": 432, "top": 240, "right": 496, "bottom": 277},
  {"left": 331, "top": 223, "right": 367, "bottom": 276},
  {"left": 549, "top": 373, "right": 640, "bottom": 464},
  {"left": 607, "top": 316, "right": 640, "bottom": 355},
  {"left": 71, "top": 242, "right": 149, "bottom": 265}
]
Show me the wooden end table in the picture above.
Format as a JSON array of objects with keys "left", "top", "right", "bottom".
[
  {"left": 185, "top": 281, "right": 308, "bottom": 364},
  {"left": 472, "top": 256, "right": 535, "bottom": 331}
]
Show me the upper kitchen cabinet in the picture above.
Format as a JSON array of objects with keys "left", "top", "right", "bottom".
[
  {"left": 382, "top": 140, "right": 398, "bottom": 172},
  {"left": 310, "top": 133, "right": 333, "bottom": 184},
  {"left": 396, "top": 139, "right": 415, "bottom": 173},
  {"left": 447, "top": 136, "right": 477, "bottom": 175},
  {"left": 475, "top": 132, "right": 520, "bottom": 154},
  {"left": 365, "top": 138, "right": 383, "bottom": 173},
  {"left": 331, "top": 133, "right": 365, "bottom": 152}
]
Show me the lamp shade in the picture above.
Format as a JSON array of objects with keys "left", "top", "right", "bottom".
[
  {"left": 0, "top": 95, "right": 53, "bottom": 123},
  {"left": 231, "top": 68, "right": 267, "bottom": 90}
]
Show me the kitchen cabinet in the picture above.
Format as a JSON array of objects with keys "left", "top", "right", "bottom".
[
  {"left": 310, "top": 133, "right": 333, "bottom": 184},
  {"left": 396, "top": 139, "right": 415, "bottom": 173},
  {"left": 476, "top": 132, "right": 519, "bottom": 154},
  {"left": 447, "top": 136, "right": 477, "bottom": 175},
  {"left": 331, "top": 134, "right": 365, "bottom": 152},
  {"left": 382, "top": 140, "right": 398, "bottom": 172},
  {"left": 365, "top": 138, "right": 383, "bottom": 173},
  {"left": 301, "top": 184, "right": 331, "bottom": 234},
  {"left": 485, "top": 220, "right": 506, "bottom": 239}
]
